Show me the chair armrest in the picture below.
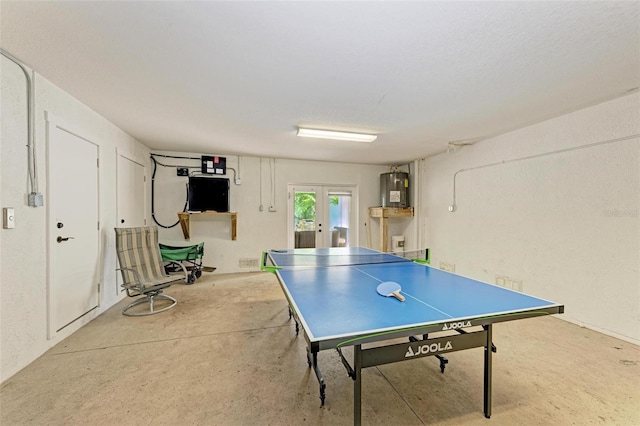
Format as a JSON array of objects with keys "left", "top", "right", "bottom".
[
  {"left": 163, "top": 261, "right": 189, "bottom": 283},
  {"left": 116, "top": 267, "right": 144, "bottom": 290},
  {"left": 116, "top": 267, "right": 152, "bottom": 298},
  {"left": 116, "top": 268, "right": 142, "bottom": 286}
]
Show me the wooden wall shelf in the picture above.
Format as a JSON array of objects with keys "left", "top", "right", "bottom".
[
  {"left": 368, "top": 207, "right": 414, "bottom": 252},
  {"left": 177, "top": 211, "right": 237, "bottom": 240}
]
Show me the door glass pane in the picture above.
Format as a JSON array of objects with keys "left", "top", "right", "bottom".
[
  {"left": 328, "top": 192, "right": 351, "bottom": 247},
  {"left": 294, "top": 191, "right": 317, "bottom": 248}
]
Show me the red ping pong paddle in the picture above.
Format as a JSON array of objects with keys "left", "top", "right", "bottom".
[{"left": 377, "top": 281, "right": 405, "bottom": 302}]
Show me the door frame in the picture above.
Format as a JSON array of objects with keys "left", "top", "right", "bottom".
[
  {"left": 287, "top": 183, "right": 358, "bottom": 249},
  {"left": 45, "top": 111, "right": 102, "bottom": 338}
]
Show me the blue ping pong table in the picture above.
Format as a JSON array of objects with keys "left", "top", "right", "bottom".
[{"left": 263, "top": 247, "right": 564, "bottom": 425}]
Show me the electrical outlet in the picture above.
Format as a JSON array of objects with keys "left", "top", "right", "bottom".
[
  {"left": 439, "top": 262, "right": 455, "bottom": 272},
  {"left": 177, "top": 168, "right": 189, "bottom": 176},
  {"left": 3, "top": 207, "right": 15, "bottom": 229},
  {"left": 496, "top": 275, "right": 523, "bottom": 292},
  {"left": 509, "top": 278, "right": 523, "bottom": 292}
]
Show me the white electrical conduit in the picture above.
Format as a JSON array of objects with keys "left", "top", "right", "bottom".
[
  {"left": 0, "top": 49, "right": 38, "bottom": 196},
  {"left": 270, "top": 158, "right": 276, "bottom": 209},
  {"left": 259, "top": 158, "right": 263, "bottom": 211},
  {"left": 449, "top": 133, "right": 640, "bottom": 212}
]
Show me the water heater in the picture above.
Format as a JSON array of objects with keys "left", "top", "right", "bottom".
[{"left": 380, "top": 172, "right": 409, "bottom": 208}]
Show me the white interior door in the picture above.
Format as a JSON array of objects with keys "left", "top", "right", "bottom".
[
  {"left": 288, "top": 184, "right": 357, "bottom": 249},
  {"left": 116, "top": 152, "right": 146, "bottom": 294},
  {"left": 47, "top": 114, "right": 100, "bottom": 337},
  {"left": 117, "top": 152, "right": 146, "bottom": 228}
]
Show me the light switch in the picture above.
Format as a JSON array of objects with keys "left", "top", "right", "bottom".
[{"left": 3, "top": 207, "right": 15, "bottom": 229}]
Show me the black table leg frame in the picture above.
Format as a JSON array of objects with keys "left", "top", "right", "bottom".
[
  {"left": 354, "top": 345, "right": 363, "bottom": 426},
  {"left": 350, "top": 329, "right": 491, "bottom": 425},
  {"left": 483, "top": 324, "right": 493, "bottom": 419},
  {"left": 299, "top": 325, "right": 499, "bottom": 424},
  {"left": 287, "top": 308, "right": 500, "bottom": 424},
  {"left": 288, "top": 307, "right": 300, "bottom": 335},
  {"left": 306, "top": 347, "right": 326, "bottom": 405}
]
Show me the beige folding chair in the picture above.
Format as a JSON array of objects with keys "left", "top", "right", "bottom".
[{"left": 115, "top": 226, "right": 187, "bottom": 316}]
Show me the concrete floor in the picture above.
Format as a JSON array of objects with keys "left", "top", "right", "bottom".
[{"left": 1, "top": 271, "right": 639, "bottom": 425}]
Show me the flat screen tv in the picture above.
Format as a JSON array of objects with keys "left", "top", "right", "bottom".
[{"left": 188, "top": 176, "right": 229, "bottom": 212}]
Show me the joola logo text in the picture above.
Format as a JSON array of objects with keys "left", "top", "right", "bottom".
[
  {"left": 405, "top": 341, "right": 453, "bottom": 357},
  {"left": 442, "top": 321, "right": 471, "bottom": 331}
]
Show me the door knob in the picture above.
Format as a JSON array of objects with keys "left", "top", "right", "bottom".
[{"left": 57, "top": 236, "right": 75, "bottom": 243}]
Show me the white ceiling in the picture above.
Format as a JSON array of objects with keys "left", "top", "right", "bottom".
[{"left": 2, "top": 1, "right": 639, "bottom": 165}]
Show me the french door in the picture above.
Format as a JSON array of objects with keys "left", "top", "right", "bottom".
[{"left": 288, "top": 184, "right": 357, "bottom": 249}]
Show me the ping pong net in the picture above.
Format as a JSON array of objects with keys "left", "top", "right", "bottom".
[{"left": 262, "top": 248, "right": 429, "bottom": 270}]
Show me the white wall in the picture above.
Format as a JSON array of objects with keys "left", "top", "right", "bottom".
[
  {"left": 1, "top": 56, "right": 150, "bottom": 382},
  {"left": 151, "top": 152, "right": 393, "bottom": 273},
  {"left": 421, "top": 93, "right": 640, "bottom": 343}
]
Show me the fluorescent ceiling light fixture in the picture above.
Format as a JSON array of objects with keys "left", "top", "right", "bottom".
[{"left": 297, "top": 128, "right": 377, "bottom": 143}]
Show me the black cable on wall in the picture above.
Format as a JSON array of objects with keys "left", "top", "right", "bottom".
[{"left": 150, "top": 155, "right": 189, "bottom": 228}]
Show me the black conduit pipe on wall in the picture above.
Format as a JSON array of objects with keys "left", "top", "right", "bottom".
[{"left": 150, "top": 155, "right": 189, "bottom": 228}]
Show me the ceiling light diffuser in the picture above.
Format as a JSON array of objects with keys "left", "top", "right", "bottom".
[{"left": 297, "top": 128, "right": 377, "bottom": 143}]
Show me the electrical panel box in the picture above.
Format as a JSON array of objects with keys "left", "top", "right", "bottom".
[{"left": 201, "top": 155, "right": 226, "bottom": 175}]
